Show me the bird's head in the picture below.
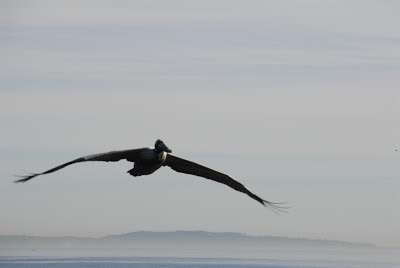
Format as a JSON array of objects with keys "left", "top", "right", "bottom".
[{"left": 155, "top": 139, "right": 172, "bottom": 153}]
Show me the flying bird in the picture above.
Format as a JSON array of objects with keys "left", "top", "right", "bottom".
[{"left": 16, "top": 139, "right": 286, "bottom": 212}]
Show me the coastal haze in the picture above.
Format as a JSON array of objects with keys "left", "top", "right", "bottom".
[
  {"left": 1, "top": 231, "right": 375, "bottom": 249},
  {"left": 0, "top": 0, "right": 399, "bottom": 252},
  {"left": 2, "top": 232, "right": 399, "bottom": 267}
]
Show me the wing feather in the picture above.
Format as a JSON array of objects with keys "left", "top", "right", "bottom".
[
  {"left": 164, "top": 154, "right": 287, "bottom": 212},
  {"left": 83, "top": 149, "right": 142, "bottom": 162},
  {"left": 15, "top": 149, "right": 142, "bottom": 183}
]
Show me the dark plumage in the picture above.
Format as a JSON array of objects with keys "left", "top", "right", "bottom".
[{"left": 15, "top": 139, "right": 286, "bottom": 212}]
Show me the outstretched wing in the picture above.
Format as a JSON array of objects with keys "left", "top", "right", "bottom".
[
  {"left": 163, "top": 154, "right": 287, "bottom": 212},
  {"left": 15, "top": 149, "right": 143, "bottom": 183}
]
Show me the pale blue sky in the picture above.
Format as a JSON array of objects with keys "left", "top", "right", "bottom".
[{"left": 0, "top": 1, "right": 399, "bottom": 247}]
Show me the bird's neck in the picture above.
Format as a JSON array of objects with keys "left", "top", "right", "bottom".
[{"left": 157, "top": 151, "right": 167, "bottom": 162}]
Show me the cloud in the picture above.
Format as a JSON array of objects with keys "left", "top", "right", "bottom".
[{"left": 1, "top": 1, "right": 399, "bottom": 38}]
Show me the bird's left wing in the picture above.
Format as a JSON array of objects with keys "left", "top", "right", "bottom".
[
  {"left": 15, "top": 149, "right": 142, "bottom": 183},
  {"left": 163, "top": 154, "right": 286, "bottom": 212}
]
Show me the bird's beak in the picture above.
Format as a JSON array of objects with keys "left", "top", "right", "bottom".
[{"left": 159, "top": 141, "right": 172, "bottom": 153}]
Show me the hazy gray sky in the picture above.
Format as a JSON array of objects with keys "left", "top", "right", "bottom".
[{"left": 1, "top": 1, "right": 399, "bottom": 247}]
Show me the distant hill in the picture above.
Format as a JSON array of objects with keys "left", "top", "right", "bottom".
[{"left": 0, "top": 231, "right": 375, "bottom": 249}]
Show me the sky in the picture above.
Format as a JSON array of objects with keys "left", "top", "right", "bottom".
[{"left": 0, "top": 0, "right": 399, "bottom": 247}]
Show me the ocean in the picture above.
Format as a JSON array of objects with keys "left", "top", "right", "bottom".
[{"left": 1, "top": 247, "right": 399, "bottom": 268}]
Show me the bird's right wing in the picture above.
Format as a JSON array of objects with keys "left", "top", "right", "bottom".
[
  {"left": 15, "top": 148, "right": 143, "bottom": 183},
  {"left": 163, "top": 154, "right": 287, "bottom": 212},
  {"left": 83, "top": 149, "right": 142, "bottom": 162}
]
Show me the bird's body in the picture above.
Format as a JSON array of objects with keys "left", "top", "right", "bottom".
[
  {"left": 16, "top": 139, "right": 286, "bottom": 212},
  {"left": 127, "top": 147, "right": 167, "bottom": 176}
]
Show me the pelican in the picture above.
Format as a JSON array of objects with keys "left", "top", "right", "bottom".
[{"left": 16, "top": 139, "right": 286, "bottom": 212}]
